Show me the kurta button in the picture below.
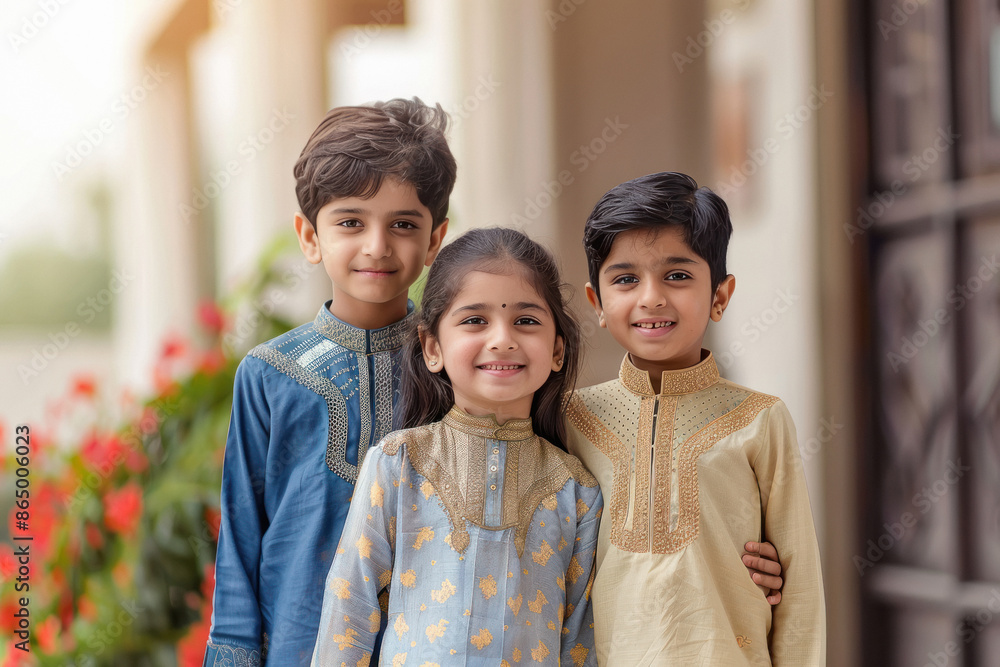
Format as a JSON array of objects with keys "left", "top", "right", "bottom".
[
  {"left": 490, "top": 484, "right": 497, "bottom": 491},
  {"left": 490, "top": 465, "right": 498, "bottom": 472},
  {"left": 493, "top": 448, "right": 500, "bottom": 454}
]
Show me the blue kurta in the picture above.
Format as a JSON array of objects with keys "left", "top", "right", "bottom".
[
  {"left": 312, "top": 408, "right": 603, "bottom": 667},
  {"left": 204, "top": 302, "right": 411, "bottom": 667}
]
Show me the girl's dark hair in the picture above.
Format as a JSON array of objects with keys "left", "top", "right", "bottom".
[
  {"left": 394, "top": 227, "right": 581, "bottom": 450},
  {"left": 583, "top": 171, "right": 733, "bottom": 301}
]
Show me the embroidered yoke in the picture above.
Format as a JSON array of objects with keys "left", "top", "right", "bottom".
[
  {"left": 205, "top": 302, "right": 409, "bottom": 667},
  {"left": 312, "top": 408, "right": 602, "bottom": 667},
  {"left": 566, "top": 352, "right": 826, "bottom": 666}
]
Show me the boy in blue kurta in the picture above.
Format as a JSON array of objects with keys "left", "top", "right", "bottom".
[{"left": 203, "top": 98, "right": 455, "bottom": 666}]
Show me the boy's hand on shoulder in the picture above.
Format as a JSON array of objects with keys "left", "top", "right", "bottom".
[{"left": 743, "top": 541, "right": 783, "bottom": 605}]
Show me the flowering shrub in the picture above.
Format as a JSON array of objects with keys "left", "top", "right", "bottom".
[{"left": 1, "top": 237, "right": 302, "bottom": 666}]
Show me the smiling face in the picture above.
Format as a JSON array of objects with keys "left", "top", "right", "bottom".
[
  {"left": 586, "top": 227, "right": 735, "bottom": 379},
  {"left": 421, "top": 270, "right": 564, "bottom": 424},
  {"left": 294, "top": 178, "right": 447, "bottom": 329}
]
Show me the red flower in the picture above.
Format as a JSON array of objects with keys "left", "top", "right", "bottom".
[
  {"left": 36, "top": 616, "right": 59, "bottom": 654},
  {"left": 198, "top": 347, "right": 227, "bottom": 375},
  {"left": 71, "top": 374, "right": 98, "bottom": 399},
  {"left": 160, "top": 335, "right": 188, "bottom": 361},
  {"left": 85, "top": 523, "right": 103, "bottom": 549},
  {"left": 103, "top": 483, "right": 143, "bottom": 537},
  {"left": 176, "top": 613, "right": 211, "bottom": 667},
  {"left": 201, "top": 562, "right": 216, "bottom": 599},
  {"left": 197, "top": 300, "right": 226, "bottom": 335},
  {"left": 1, "top": 650, "right": 34, "bottom": 666},
  {"left": 0, "top": 552, "right": 15, "bottom": 581},
  {"left": 176, "top": 564, "right": 216, "bottom": 667},
  {"left": 80, "top": 433, "right": 115, "bottom": 474},
  {"left": 204, "top": 507, "right": 222, "bottom": 541},
  {"left": 124, "top": 446, "right": 148, "bottom": 474},
  {"left": 0, "top": 600, "right": 18, "bottom": 633},
  {"left": 78, "top": 595, "right": 98, "bottom": 622},
  {"left": 32, "top": 485, "right": 64, "bottom": 561}
]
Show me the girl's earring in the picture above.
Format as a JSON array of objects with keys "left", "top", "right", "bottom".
[{"left": 429, "top": 359, "right": 438, "bottom": 366}]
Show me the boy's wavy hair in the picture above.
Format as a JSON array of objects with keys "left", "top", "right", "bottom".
[
  {"left": 583, "top": 171, "right": 734, "bottom": 301},
  {"left": 293, "top": 97, "right": 457, "bottom": 228},
  {"left": 395, "top": 227, "right": 582, "bottom": 450}
]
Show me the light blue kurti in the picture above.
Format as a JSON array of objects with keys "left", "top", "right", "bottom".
[{"left": 312, "top": 408, "right": 603, "bottom": 666}]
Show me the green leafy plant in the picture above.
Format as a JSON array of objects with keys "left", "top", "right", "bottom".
[{"left": 1, "top": 235, "right": 300, "bottom": 666}]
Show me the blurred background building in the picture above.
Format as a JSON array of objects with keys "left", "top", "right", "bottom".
[{"left": 2, "top": 0, "right": 999, "bottom": 663}]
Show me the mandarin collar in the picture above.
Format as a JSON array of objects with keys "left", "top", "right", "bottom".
[
  {"left": 441, "top": 406, "right": 535, "bottom": 442},
  {"left": 313, "top": 300, "right": 414, "bottom": 353},
  {"left": 619, "top": 350, "right": 720, "bottom": 396}
]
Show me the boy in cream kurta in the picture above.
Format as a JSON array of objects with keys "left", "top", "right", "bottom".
[{"left": 567, "top": 172, "right": 825, "bottom": 665}]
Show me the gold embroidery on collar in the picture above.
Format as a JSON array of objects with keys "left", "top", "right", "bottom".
[
  {"left": 382, "top": 418, "right": 595, "bottom": 557},
  {"left": 567, "top": 390, "right": 777, "bottom": 554},
  {"left": 618, "top": 352, "right": 720, "bottom": 396},
  {"left": 313, "top": 305, "right": 413, "bottom": 353},
  {"left": 442, "top": 407, "right": 534, "bottom": 441}
]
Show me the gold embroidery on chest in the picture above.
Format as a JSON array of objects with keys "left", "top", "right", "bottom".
[
  {"left": 650, "top": 396, "right": 677, "bottom": 553},
  {"left": 568, "top": 390, "right": 778, "bottom": 553},
  {"left": 383, "top": 415, "right": 595, "bottom": 557}
]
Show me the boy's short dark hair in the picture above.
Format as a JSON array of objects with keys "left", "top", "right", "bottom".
[
  {"left": 583, "top": 171, "right": 733, "bottom": 301},
  {"left": 294, "top": 97, "right": 457, "bottom": 228}
]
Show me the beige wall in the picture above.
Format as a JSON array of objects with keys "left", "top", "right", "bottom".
[{"left": 549, "top": 0, "right": 712, "bottom": 387}]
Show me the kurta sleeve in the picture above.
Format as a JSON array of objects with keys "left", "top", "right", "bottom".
[
  {"left": 560, "top": 486, "right": 602, "bottom": 667},
  {"left": 205, "top": 357, "right": 270, "bottom": 666},
  {"left": 312, "top": 445, "right": 398, "bottom": 667},
  {"left": 752, "top": 400, "right": 826, "bottom": 666}
]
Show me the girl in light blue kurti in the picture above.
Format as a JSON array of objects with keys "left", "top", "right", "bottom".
[{"left": 313, "top": 228, "right": 602, "bottom": 666}]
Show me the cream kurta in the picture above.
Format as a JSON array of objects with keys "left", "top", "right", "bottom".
[{"left": 565, "top": 352, "right": 825, "bottom": 666}]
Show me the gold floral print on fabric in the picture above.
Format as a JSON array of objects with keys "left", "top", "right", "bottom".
[{"left": 380, "top": 410, "right": 595, "bottom": 557}]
